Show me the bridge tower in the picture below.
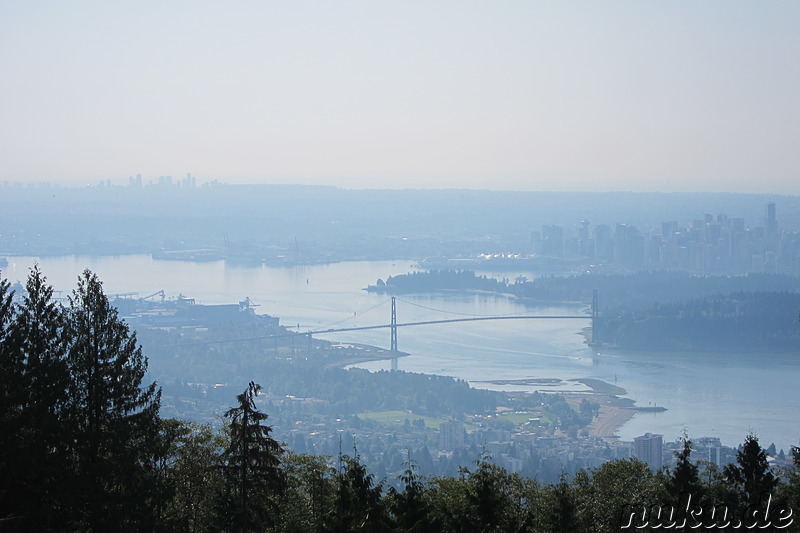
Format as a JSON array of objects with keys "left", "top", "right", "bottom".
[{"left": 390, "top": 296, "right": 398, "bottom": 370}]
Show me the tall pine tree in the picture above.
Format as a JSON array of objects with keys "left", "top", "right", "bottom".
[
  {"left": 9, "top": 267, "right": 71, "bottom": 528},
  {"left": 219, "top": 381, "right": 286, "bottom": 532},
  {"left": 669, "top": 433, "right": 702, "bottom": 499},
  {"left": 0, "top": 272, "right": 22, "bottom": 527},
  {"left": 724, "top": 433, "right": 779, "bottom": 507},
  {"left": 325, "top": 448, "right": 387, "bottom": 533},
  {"left": 64, "top": 269, "right": 162, "bottom": 530},
  {"left": 389, "top": 458, "right": 434, "bottom": 532}
]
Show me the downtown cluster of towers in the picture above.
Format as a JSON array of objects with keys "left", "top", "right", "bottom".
[{"left": 533, "top": 203, "right": 798, "bottom": 274}]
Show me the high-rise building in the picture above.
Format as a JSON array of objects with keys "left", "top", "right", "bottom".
[
  {"left": 765, "top": 202, "right": 779, "bottom": 255},
  {"left": 541, "top": 225, "right": 564, "bottom": 256},
  {"left": 439, "top": 421, "right": 465, "bottom": 451},
  {"left": 594, "top": 224, "right": 614, "bottom": 261},
  {"left": 613, "top": 224, "right": 644, "bottom": 267},
  {"left": 633, "top": 432, "right": 663, "bottom": 469},
  {"left": 578, "top": 219, "right": 594, "bottom": 257},
  {"left": 766, "top": 202, "right": 778, "bottom": 237}
]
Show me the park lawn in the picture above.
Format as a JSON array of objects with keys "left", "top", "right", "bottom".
[
  {"left": 497, "top": 410, "right": 543, "bottom": 426},
  {"left": 357, "top": 410, "right": 449, "bottom": 429}
]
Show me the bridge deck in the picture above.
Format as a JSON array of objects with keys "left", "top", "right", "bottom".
[
  {"left": 167, "top": 314, "right": 591, "bottom": 346},
  {"left": 311, "top": 315, "right": 589, "bottom": 335}
]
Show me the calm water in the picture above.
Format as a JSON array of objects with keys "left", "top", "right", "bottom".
[{"left": 3, "top": 255, "right": 799, "bottom": 451}]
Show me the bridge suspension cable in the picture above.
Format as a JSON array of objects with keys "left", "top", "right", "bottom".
[
  {"left": 317, "top": 299, "right": 387, "bottom": 330},
  {"left": 164, "top": 296, "right": 593, "bottom": 348},
  {"left": 394, "top": 296, "right": 539, "bottom": 318}
]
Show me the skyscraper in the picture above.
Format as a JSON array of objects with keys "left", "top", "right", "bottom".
[
  {"left": 765, "top": 202, "right": 778, "bottom": 241},
  {"left": 633, "top": 432, "right": 663, "bottom": 469},
  {"left": 439, "top": 421, "right": 465, "bottom": 451}
]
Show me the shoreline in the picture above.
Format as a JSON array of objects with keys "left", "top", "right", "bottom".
[
  {"left": 472, "top": 376, "right": 645, "bottom": 440},
  {"left": 563, "top": 393, "right": 638, "bottom": 439},
  {"left": 332, "top": 349, "right": 648, "bottom": 441},
  {"left": 327, "top": 342, "right": 410, "bottom": 368},
  {"left": 473, "top": 377, "right": 627, "bottom": 396}
]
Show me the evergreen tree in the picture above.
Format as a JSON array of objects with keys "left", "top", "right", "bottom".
[
  {"left": 280, "top": 452, "right": 336, "bottom": 533},
  {"left": 767, "top": 442, "right": 777, "bottom": 457},
  {"left": 723, "top": 433, "right": 779, "bottom": 506},
  {"left": 661, "top": 433, "right": 707, "bottom": 529},
  {"left": 546, "top": 474, "right": 578, "bottom": 533},
  {"left": 464, "top": 457, "right": 509, "bottom": 532},
  {"left": 162, "top": 421, "right": 226, "bottom": 533},
  {"left": 465, "top": 457, "right": 535, "bottom": 533},
  {"left": 0, "top": 273, "right": 14, "bottom": 341},
  {"left": 0, "top": 273, "right": 22, "bottom": 527},
  {"left": 389, "top": 458, "right": 435, "bottom": 532},
  {"left": 324, "top": 446, "right": 387, "bottom": 533},
  {"left": 219, "top": 381, "right": 286, "bottom": 532},
  {"left": 772, "top": 445, "right": 800, "bottom": 533},
  {"left": 668, "top": 433, "right": 702, "bottom": 499},
  {"left": 574, "top": 458, "right": 666, "bottom": 532},
  {"left": 64, "top": 269, "right": 162, "bottom": 530},
  {"left": 7, "top": 267, "right": 71, "bottom": 528}
]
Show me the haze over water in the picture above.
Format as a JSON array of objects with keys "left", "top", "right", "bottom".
[{"left": 5, "top": 254, "right": 799, "bottom": 452}]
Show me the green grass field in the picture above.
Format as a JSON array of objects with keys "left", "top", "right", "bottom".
[
  {"left": 496, "top": 410, "right": 543, "bottom": 425},
  {"left": 357, "top": 410, "right": 449, "bottom": 429}
]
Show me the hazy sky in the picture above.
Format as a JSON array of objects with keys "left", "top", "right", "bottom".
[{"left": 1, "top": 2, "right": 798, "bottom": 192}]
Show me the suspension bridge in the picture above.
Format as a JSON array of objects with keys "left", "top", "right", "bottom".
[
  {"left": 308, "top": 294, "right": 597, "bottom": 369},
  {"left": 180, "top": 291, "right": 599, "bottom": 370}
]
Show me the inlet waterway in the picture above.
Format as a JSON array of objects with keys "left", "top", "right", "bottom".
[{"left": 3, "top": 255, "right": 799, "bottom": 452}]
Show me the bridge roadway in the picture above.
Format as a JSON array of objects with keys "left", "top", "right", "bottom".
[
  {"left": 165, "top": 314, "right": 591, "bottom": 347},
  {"left": 161, "top": 292, "right": 598, "bottom": 351},
  {"left": 309, "top": 314, "right": 589, "bottom": 336}
]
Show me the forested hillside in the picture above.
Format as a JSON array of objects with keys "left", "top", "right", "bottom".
[{"left": 598, "top": 291, "right": 800, "bottom": 351}]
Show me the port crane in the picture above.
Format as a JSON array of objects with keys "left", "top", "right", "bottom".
[
  {"left": 141, "top": 290, "right": 166, "bottom": 304},
  {"left": 239, "top": 296, "right": 260, "bottom": 311}
]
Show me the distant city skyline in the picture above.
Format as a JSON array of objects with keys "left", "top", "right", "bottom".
[{"left": 1, "top": 2, "right": 799, "bottom": 194}]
